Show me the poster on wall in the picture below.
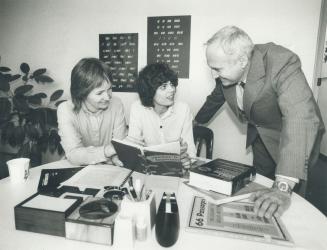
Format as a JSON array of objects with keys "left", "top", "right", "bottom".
[
  {"left": 99, "top": 33, "right": 138, "bottom": 92},
  {"left": 147, "top": 15, "right": 191, "bottom": 78}
]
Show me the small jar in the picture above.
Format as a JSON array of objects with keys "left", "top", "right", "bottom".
[{"left": 135, "top": 216, "right": 147, "bottom": 241}]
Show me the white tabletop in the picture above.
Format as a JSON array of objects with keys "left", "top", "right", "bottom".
[{"left": 0, "top": 160, "right": 327, "bottom": 250}]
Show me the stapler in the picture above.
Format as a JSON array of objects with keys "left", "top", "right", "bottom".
[{"left": 155, "top": 192, "right": 179, "bottom": 247}]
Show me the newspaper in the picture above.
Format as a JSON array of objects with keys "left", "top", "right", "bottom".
[{"left": 186, "top": 196, "right": 293, "bottom": 246}]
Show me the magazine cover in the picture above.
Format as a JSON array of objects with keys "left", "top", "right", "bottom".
[{"left": 186, "top": 196, "right": 294, "bottom": 246}]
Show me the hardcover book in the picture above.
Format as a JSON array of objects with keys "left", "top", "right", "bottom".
[
  {"left": 111, "top": 139, "right": 183, "bottom": 177},
  {"left": 186, "top": 196, "right": 293, "bottom": 246},
  {"left": 189, "top": 158, "right": 256, "bottom": 195}
]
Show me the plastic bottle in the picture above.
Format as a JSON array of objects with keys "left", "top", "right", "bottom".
[{"left": 135, "top": 215, "right": 147, "bottom": 241}]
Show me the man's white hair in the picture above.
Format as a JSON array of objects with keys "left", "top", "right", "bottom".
[{"left": 206, "top": 26, "right": 254, "bottom": 59}]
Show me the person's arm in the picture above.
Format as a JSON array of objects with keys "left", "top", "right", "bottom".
[
  {"left": 181, "top": 104, "right": 196, "bottom": 158},
  {"left": 127, "top": 103, "right": 145, "bottom": 145},
  {"left": 108, "top": 99, "right": 128, "bottom": 166},
  {"left": 195, "top": 78, "right": 226, "bottom": 124},
  {"left": 251, "top": 50, "right": 323, "bottom": 218},
  {"left": 275, "top": 52, "right": 321, "bottom": 179},
  {"left": 179, "top": 104, "right": 197, "bottom": 170},
  {"left": 57, "top": 102, "right": 108, "bottom": 165},
  {"left": 112, "top": 99, "right": 128, "bottom": 140}
]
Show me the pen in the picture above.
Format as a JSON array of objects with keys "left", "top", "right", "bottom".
[
  {"left": 128, "top": 177, "right": 138, "bottom": 200},
  {"left": 119, "top": 170, "right": 134, "bottom": 187}
]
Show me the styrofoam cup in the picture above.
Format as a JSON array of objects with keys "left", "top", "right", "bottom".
[{"left": 7, "top": 158, "right": 30, "bottom": 183}]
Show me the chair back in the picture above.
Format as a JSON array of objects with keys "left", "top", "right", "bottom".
[{"left": 193, "top": 125, "right": 214, "bottom": 159}]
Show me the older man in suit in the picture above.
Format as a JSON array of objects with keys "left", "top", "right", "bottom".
[{"left": 195, "top": 26, "right": 325, "bottom": 218}]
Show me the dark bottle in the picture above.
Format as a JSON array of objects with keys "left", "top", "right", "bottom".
[{"left": 155, "top": 192, "right": 180, "bottom": 247}]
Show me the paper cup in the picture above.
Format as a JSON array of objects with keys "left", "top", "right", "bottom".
[{"left": 7, "top": 158, "right": 30, "bottom": 183}]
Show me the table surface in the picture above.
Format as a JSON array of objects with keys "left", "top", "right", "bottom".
[{"left": 0, "top": 160, "right": 327, "bottom": 250}]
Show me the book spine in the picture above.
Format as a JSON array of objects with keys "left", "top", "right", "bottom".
[{"left": 231, "top": 169, "right": 255, "bottom": 194}]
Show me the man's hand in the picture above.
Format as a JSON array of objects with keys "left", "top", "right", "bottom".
[
  {"left": 249, "top": 188, "right": 291, "bottom": 219},
  {"left": 180, "top": 139, "right": 191, "bottom": 170}
]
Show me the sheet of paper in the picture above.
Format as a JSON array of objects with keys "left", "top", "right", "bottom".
[
  {"left": 60, "top": 164, "right": 131, "bottom": 191},
  {"left": 22, "top": 195, "right": 76, "bottom": 212}
]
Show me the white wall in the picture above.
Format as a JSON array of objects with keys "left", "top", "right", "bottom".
[{"left": 0, "top": 0, "right": 322, "bottom": 164}]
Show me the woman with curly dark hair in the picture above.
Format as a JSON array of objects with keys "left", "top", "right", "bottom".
[{"left": 127, "top": 62, "right": 196, "bottom": 169}]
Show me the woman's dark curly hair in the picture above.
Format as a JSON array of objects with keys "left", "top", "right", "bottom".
[
  {"left": 137, "top": 62, "right": 178, "bottom": 107},
  {"left": 70, "top": 58, "right": 113, "bottom": 112}
]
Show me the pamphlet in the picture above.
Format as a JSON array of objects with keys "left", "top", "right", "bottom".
[{"left": 186, "top": 196, "right": 293, "bottom": 246}]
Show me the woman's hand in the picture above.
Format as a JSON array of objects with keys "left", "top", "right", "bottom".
[
  {"left": 111, "top": 154, "right": 123, "bottom": 167},
  {"left": 180, "top": 139, "right": 191, "bottom": 170}
]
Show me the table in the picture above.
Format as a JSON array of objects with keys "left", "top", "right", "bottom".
[{"left": 0, "top": 160, "right": 327, "bottom": 250}]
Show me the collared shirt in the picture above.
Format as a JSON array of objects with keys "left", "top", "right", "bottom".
[
  {"left": 127, "top": 101, "right": 196, "bottom": 157},
  {"left": 57, "top": 97, "right": 127, "bottom": 165},
  {"left": 236, "top": 81, "right": 245, "bottom": 111}
]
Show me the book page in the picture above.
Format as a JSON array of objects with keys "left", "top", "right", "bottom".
[
  {"left": 145, "top": 141, "right": 180, "bottom": 154},
  {"left": 22, "top": 195, "right": 77, "bottom": 212},
  {"left": 60, "top": 164, "right": 131, "bottom": 191},
  {"left": 112, "top": 138, "right": 144, "bottom": 150}
]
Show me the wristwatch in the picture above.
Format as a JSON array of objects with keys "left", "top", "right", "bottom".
[{"left": 272, "top": 180, "right": 293, "bottom": 195}]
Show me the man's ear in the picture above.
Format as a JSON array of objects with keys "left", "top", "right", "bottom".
[{"left": 239, "top": 55, "right": 249, "bottom": 69}]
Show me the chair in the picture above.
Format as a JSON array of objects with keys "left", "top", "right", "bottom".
[{"left": 193, "top": 125, "right": 214, "bottom": 159}]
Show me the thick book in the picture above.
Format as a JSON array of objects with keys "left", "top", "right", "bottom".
[
  {"left": 186, "top": 196, "right": 293, "bottom": 246},
  {"left": 111, "top": 138, "right": 183, "bottom": 177},
  {"left": 189, "top": 158, "right": 256, "bottom": 195}
]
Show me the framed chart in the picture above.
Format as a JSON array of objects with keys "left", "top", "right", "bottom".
[
  {"left": 99, "top": 33, "right": 138, "bottom": 92},
  {"left": 147, "top": 15, "right": 191, "bottom": 78}
]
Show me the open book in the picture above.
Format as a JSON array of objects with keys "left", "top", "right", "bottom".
[{"left": 111, "top": 138, "right": 183, "bottom": 177}]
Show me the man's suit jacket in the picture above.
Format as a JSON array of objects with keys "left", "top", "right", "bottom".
[{"left": 195, "top": 43, "right": 325, "bottom": 180}]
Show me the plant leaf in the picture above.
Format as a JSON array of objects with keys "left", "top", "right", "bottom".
[
  {"left": 0, "top": 79, "right": 10, "bottom": 92},
  {"left": 46, "top": 108, "right": 58, "bottom": 126},
  {"left": 10, "top": 74, "right": 21, "bottom": 82},
  {"left": 14, "top": 125, "right": 26, "bottom": 145},
  {"left": 0, "top": 98, "right": 11, "bottom": 121},
  {"left": 50, "top": 89, "right": 64, "bottom": 102},
  {"left": 13, "top": 95, "right": 29, "bottom": 113},
  {"left": 0, "top": 67, "right": 11, "bottom": 72},
  {"left": 14, "top": 84, "right": 33, "bottom": 95},
  {"left": 0, "top": 73, "right": 10, "bottom": 91},
  {"left": 27, "top": 95, "right": 42, "bottom": 105},
  {"left": 35, "top": 92, "right": 47, "bottom": 98},
  {"left": 20, "top": 63, "right": 30, "bottom": 74},
  {"left": 34, "top": 75, "right": 53, "bottom": 83},
  {"left": 55, "top": 100, "right": 66, "bottom": 107},
  {"left": 32, "top": 68, "right": 46, "bottom": 77}
]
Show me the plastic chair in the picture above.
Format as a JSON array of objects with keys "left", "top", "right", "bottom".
[{"left": 193, "top": 125, "right": 214, "bottom": 159}]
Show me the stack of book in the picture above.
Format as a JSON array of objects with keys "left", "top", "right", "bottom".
[{"left": 189, "top": 158, "right": 256, "bottom": 195}]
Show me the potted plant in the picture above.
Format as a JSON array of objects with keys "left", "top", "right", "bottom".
[{"left": 0, "top": 61, "right": 65, "bottom": 167}]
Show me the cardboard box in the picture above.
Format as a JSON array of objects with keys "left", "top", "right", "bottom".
[{"left": 14, "top": 193, "right": 82, "bottom": 237}]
